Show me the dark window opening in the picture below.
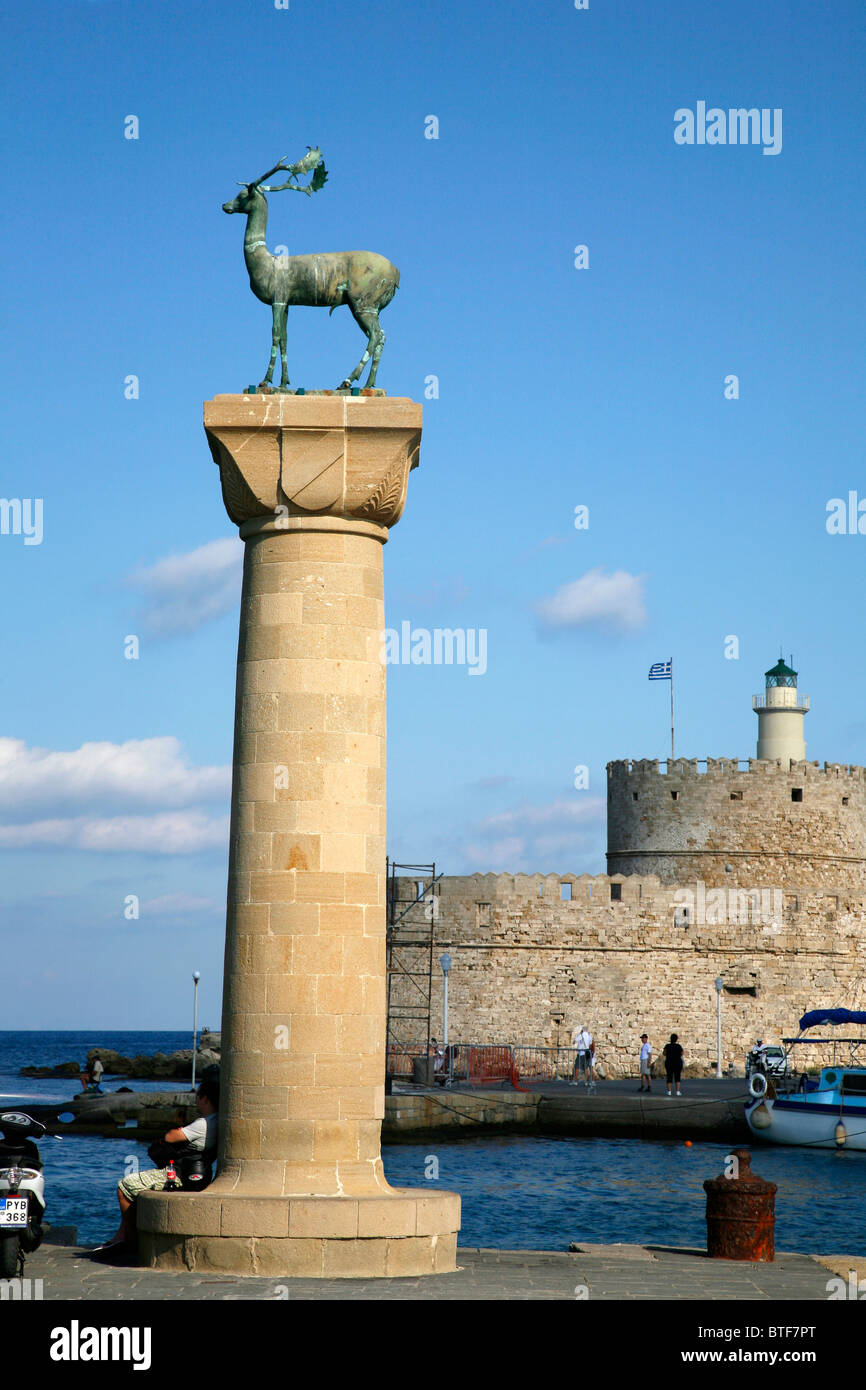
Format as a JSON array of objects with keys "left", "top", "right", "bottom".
[
  {"left": 671, "top": 790, "right": 680, "bottom": 801},
  {"left": 791, "top": 788, "right": 803, "bottom": 802},
  {"left": 842, "top": 1074, "right": 866, "bottom": 1095},
  {"left": 632, "top": 792, "right": 638, "bottom": 801},
  {"left": 610, "top": 882, "right": 622, "bottom": 902},
  {"left": 730, "top": 791, "right": 743, "bottom": 801},
  {"left": 724, "top": 985, "right": 757, "bottom": 996},
  {"left": 842, "top": 797, "right": 850, "bottom": 806}
]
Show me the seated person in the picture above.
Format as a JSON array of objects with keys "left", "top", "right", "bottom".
[{"left": 93, "top": 1079, "right": 219, "bottom": 1257}]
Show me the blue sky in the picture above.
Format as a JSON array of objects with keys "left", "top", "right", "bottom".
[{"left": 1, "top": 0, "right": 864, "bottom": 1026}]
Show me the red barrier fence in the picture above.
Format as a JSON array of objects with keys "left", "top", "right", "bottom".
[{"left": 385, "top": 1042, "right": 525, "bottom": 1090}]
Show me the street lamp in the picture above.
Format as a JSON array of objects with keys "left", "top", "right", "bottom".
[
  {"left": 439, "top": 954, "right": 452, "bottom": 1087},
  {"left": 714, "top": 976, "right": 723, "bottom": 1080},
  {"left": 191, "top": 971, "right": 201, "bottom": 1093},
  {"left": 439, "top": 954, "right": 451, "bottom": 1045}
]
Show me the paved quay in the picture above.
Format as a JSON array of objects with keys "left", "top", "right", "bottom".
[
  {"left": 24, "top": 1238, "right": 844, "bottom": 1301},
  {"left": 384, "top": 1075, "right": 750, "bottom": 1141}
]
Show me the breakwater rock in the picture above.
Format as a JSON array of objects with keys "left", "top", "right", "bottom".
[{"left": 21, "top": 1038, "right": 221, "bottom": 1082}]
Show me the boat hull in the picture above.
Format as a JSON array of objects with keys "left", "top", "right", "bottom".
[{"left": 747, "top": 1095, "right": 866, "bottom": 1150}]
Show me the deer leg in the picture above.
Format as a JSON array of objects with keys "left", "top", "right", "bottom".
[
  {"left": 276, "top": 303, "right": 289, "bottom": 389},
  {"left": 260, "top": 302, "right": 289, "bottom": 389},
  {"left": 365, "top": 314, "right": 386, "bottom": 389},
  {"left": 339, "top": 304, "right": 377, "bottom": 389}
]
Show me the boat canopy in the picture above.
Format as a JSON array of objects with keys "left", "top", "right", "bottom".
[{"left": 799, "top": 1008, "right": 866, "bottom": 1030}]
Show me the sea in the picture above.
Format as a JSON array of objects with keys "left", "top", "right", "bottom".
[{"left": 2, "top": 1031, "right": 865, "bottom": 1253}]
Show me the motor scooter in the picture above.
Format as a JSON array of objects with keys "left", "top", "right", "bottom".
[{"left": 0, "top": 1112, "right": 49, "bottom": 1277}]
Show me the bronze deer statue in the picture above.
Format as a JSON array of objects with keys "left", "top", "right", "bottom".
[{"left": 222, "top": 149, "right": 399, "bottom": 392}]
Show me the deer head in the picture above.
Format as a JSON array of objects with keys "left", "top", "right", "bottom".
[{"left": 222, "top": 148, "right": 328, "bottom": 214}]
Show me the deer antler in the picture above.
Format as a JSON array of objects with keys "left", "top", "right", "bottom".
[{"left": 260, "top": 147, "right": 328, "bottom": 196}]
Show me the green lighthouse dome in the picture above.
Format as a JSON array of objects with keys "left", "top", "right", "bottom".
[{"left": 765, "top": 658, "right": 797, "bottom": 688}]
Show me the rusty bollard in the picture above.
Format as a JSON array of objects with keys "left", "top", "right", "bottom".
[{"left": 703, "top": 1148, "right": 777, "bottom": 1261}]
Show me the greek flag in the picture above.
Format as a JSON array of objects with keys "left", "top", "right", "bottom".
[{"left": 648, "top": 661, "right": 672, "bottom": 680}]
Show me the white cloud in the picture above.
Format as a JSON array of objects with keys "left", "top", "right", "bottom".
[
  {"left": 534, "top": 567, "right": 647, "bottom": 632},
  {"left": 0, "top": 737, "right": 231, "bottom": 854},
  {"left": 0, "top": 736, "right": 229, "bottom": 819},
  {"left": 462, "top": 796, "right": 607, "bottom": 873},
  {"left": 128, "top": 537, "right": 242, "bottom": 636},
  {"left": 0, "top": 811, "right": 229, "bottom": 854}
]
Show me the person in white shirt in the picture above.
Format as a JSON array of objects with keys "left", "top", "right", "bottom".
[
  {"left": 571, "top": 1025, "right": 595, "bottom": 1084},
  {"left": 638, "top": 1034, "right": 653, "bottom": 1092}
]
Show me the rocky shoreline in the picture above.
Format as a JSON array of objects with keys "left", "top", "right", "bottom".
[{"left": 20, "top": 1032, "right": 222, "bottom": 1081}]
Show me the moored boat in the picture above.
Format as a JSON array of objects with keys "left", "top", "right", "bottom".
[{"left": 746, "top": 1008, "right": 866, "bottom": 1150}]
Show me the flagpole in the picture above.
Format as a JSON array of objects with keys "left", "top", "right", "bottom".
[{"left": 670, "top": 658, "right": 675, "bottom": 762}]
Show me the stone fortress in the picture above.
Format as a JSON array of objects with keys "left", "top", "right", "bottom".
[{"left": 392, "top": 659, "right": 866, "bottom": 1077}]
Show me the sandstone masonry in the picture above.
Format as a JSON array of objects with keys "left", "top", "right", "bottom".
[{"left": 389, "top": 757, "right": 866, "bottom": 1078}]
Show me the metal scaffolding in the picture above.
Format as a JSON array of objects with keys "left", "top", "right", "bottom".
[{"left": 385, "top": 860, "right": 442, "bottom": 1069}]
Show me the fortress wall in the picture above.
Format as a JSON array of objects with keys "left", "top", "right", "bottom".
[
  {"left": 388, "top": 873, "right": 866, "bottom": 1077},
  {"left": 606, "top": 758, "right": 866, "bottom": 893}
]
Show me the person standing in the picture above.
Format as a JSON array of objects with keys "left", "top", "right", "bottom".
[
  {"left": 663, "top": 1033, "right": 684, "bottom": 1096},
  {"left": 638, "top": 1034, "right": 653, "bottom": 1092},
  {"left": 90, "top": 1053, "right": 105, "bottom": 1090},
  {"left": 571, "top": 1024, "right": 595, "bottom": 1085}
]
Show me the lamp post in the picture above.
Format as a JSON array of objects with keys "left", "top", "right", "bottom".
[
  {"left": 191, "top": 971, "right": 200, "bottom": 1093},
  {"left": 714, "top": 976, "right": 723, "bottom": 1079},
  {"left": 439, "top": 954, "right": 451, "bottom": 1045},
  {"left": 439, "top": 954, "right": 452, "bottom": 1087}
]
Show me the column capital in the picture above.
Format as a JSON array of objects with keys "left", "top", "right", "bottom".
[{"left": 204, "top": 394, "right": 422, "bottom": 531}]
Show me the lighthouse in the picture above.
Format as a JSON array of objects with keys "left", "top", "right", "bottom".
[{"left": 753, "top": 657, "right": 810, "bottom": 763}]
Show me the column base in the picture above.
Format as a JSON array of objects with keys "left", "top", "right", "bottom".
[{"left": 137, "top": 1189, "right": 460, "bottom": 1278}]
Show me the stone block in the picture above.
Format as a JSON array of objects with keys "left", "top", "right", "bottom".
[
  {"left": 138, "top": 1232, "right": 189, "bottom": 1271},
  {"left": 294, "top": 871, "right": 346, "bottom": 905},
  {"left": 186, "top": 1236, "right": 256, "bottom": 1275},
  {"left": 269, "top": 901, "right": 319, "bottom": 934},
  {"left": 266, "top": 973, "right": 318, "bottom": 1014},
  {"left": 433, "top": 1231, "right": 459, "bottom": 1272},
  {"left": 250, "top": 871, "right": 297, "bottom": 904},
  {"left": 357, "top": 1197, "right": 417, "bottom": 1238},
  {"left": 321, "top": 1237, "right": 388, "bottom": 1278},
  {"left": 313, "top": 1120, "right": 358, "bottom": 1162},
  {"left": 412, "top": 1192, "right": 462, "bottom": 1236},
  {"left": 259, "top": 1119, "right": 315, "bottom": 1161},
  {"left": 316, "top": 975, "right": 365, "bottom": 1015},
  {"left": 240, "top": 1085, "right": 289, "bottom": 1120},
  {"left": 343, "top": 873, "right": 381, "bottom": 906},
  {"left": 287, "top": 1198, "right": 360, "bottom": 1239},
  {"left": 283, "top": 1162, "right": 342, "bottom": 1196},
  {"left": 318, "top": 904, "right": 365, "bottom": 935},
  {"left": 251, "top": 1237, "right": 324, "bottom": 1278},
  {"left": 334, "top": 1159, "right": 386, "bottom": 1194},
  {"left": 220, "top": 1199, "right": 290, "bottom": 1238}
]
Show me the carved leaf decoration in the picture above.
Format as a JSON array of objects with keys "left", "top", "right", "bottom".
[
  {"left": 356, "top": 456, "right": 406, "bottom": 524},
  {"left": 218, "top": 453, "right": 264, "bottom": 524}
]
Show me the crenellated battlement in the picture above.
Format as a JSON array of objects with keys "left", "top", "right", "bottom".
[{"left": 608, "top": 757, "right": 866, "bottom": 781}]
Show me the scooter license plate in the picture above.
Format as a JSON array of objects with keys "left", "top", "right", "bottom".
[{"left": 0, "top": 1197, "right": 28, "bottom": 1227}]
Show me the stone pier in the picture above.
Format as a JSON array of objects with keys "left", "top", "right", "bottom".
[{"left": 138, "top": 394, "right": 459, "bottom": 1276}]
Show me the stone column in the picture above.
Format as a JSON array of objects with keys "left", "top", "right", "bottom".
[{"left": 138, "top": 395, "right": 459, "bottom": 1277}]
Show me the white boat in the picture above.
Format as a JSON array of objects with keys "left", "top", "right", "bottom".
[{"left": 746, "top": 1008, "right": 866, "bottom": 1151}]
